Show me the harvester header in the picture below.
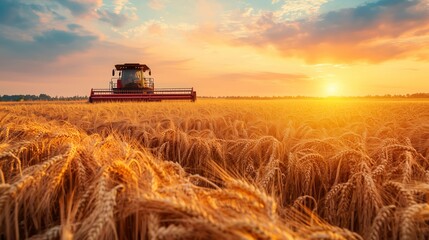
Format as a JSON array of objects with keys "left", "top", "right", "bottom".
[{"left": 89, "top": 63, "right": 196, "bottom": 103}]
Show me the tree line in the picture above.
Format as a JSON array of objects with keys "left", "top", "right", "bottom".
[{"left": 0, "top": 94, "right": 88, "bottom": 102}]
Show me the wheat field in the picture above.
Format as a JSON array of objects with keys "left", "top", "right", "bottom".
[{"left": 1, "top": 99, "right": 429, "bottom": 239}]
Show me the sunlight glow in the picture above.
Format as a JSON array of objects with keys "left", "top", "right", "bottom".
[{"left": 326, "top": 82, "right": 339, "bottom": 96}]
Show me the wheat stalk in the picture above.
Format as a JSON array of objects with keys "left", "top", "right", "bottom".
[
  {"left": 156, "top": 224, "right": 191, "bottom": 240},
  {"left": 86, "top": 185, "right": 123, "bottom": 240},
  {"left": 401, "top": 204, "right": 429, "bottom": 240},
  {"left": 368, "top": 205, "right": 395, "bottom": 240}
]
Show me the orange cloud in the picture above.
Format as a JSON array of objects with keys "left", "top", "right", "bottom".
[{"left": 189, "top": 0, "right": 429, "bottom": 64}]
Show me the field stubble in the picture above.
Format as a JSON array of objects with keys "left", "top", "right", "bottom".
[{"left": 1, "top": 99, "right": 429, "bottom": 239}]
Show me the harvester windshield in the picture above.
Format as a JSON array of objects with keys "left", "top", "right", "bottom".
[{"left": 121, "top": 69, "right": 144, "bottom": 89}]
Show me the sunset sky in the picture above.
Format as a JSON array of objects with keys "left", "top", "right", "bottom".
[{"left": 1, "top": 0, "right": 429, "bottom": 97}]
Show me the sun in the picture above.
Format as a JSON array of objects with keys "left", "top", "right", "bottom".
[{"left": 326, "top": 82, "right": 339, "bottom": 96}]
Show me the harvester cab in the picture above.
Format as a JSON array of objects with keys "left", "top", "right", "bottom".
[
  {"left": 111, "top": 63, "right": 153, "bottom": 91},
  {"left": 89, "top": 63, "right": 196, "bottom": 102}
]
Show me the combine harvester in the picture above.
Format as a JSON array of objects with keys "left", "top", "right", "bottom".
[{"left": 89, "top": 63, "right": 196, "bottom": 102}]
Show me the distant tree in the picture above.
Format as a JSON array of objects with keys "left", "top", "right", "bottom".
[{"left": 39, "top": 94, "right": 51, "bottom": 100}]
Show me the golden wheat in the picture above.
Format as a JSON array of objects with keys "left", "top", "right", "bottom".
[{"left": 0, "top": 99, "right": 429, "bottom": 239}]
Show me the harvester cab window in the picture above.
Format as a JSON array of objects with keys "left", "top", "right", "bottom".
[{"left": 121, "top": 69, "right": 143, "bottom": 89}]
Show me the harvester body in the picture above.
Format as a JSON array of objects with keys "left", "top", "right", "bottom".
[{"left": 89, "top": 63, "right": 196, "bottom": 102}]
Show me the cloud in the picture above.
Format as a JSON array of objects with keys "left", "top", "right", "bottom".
[
  {"left": 116, "top": 19, "right": 173, "bottom": 38},
  {"left": 67, "top": 23, "right": 83, "bottom": 31},
  {"left": 113, "top": 0, "right": 128, "bottom": 14},
  {"left": 54, "top": 0, "right": 101, "bottom": 16},
  {"left": 289, "top": 0, "right": 429, "bottom": 63},
  {"left": 192, "top": 0, "right": 429, "bottom": 63},
  {"left": 0, "top": 29, "right": 97, "bottom": 63},
  {"left": 274, "top": 0, "right": 328, "bottom": 20},
  {"left": 0, "top": 0, "right": 105, "bottom": 66},
  {"left": 309, "top": 0, "right": 426, "bottom": 42},
  {"left": 0, "top": 0, "right": 43, "bottom": 29},
  {"left": 97, "top": 9, "right": 128, "bottom": 27},
  {"left": 95, "top": 0, "right": 136, "bottom": 27}
]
